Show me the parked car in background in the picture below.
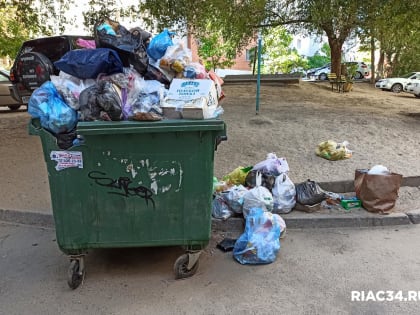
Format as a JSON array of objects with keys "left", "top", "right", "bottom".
[
  {"left": 375, "top": 72, "right": 420, "bottom": 93},
  {"left": 306, "top": 63, "right": 331, "bottom": 80},
  {"left": 306, "top": 61, "right": 369, "bottom": 81},
  {"left": 9, "top": 35, "right": 93, "bottom": 104},
  {"left": 0, "top": 68, "right": 22, "bottom": 110},
  {"left": 345, "top": 61, "right": 369, "bottom": 79},
  {"left": 404, "top": 79, "right": 420, "bottom": 98}
]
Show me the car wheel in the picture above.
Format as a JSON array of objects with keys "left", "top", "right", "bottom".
[
  {"left": 354, "top": 71, "right": 363, "bottom": 80},
  {"left": 15, "top": 52, "right": 54, "bottom": 91},
  {"left": 415, "top": 94, "right": 420, "bottom": 98},
  {"left": 319, "top": 73, "right": 327, "bottom": 81},
  {"left": 391, "top": 83, "right": 403, "bottom": 93},
  {"left": 8, "top": 105, "right": 21, "bottom": 111}
]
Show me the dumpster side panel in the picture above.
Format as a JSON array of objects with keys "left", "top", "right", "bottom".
[{"left": 35, "top": 120, "right": 224, "bottom": 254}]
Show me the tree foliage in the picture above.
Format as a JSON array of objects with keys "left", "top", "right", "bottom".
[{"left": 261, "top": 26, "right": 307, "bottom": 74}]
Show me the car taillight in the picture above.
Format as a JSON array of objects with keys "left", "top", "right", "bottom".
[
  {"left": 10, "top": 72, "right": 15, "bottom": 81},
  {"left": 361, "top": 65, "right": 367, "bottom": 68}
]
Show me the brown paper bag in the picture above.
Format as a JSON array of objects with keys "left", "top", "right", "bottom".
[{"left": 354, "top": 170, "right": 403, "bottom": 214}]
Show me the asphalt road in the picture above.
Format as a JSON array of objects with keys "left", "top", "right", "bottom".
[{"left": 1, "top": 222, "right": 419, "bottom": 315}]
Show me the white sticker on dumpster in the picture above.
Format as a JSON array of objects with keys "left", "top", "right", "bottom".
[{"left": 50, "top": 151, "right": 83, "bottom": 171}]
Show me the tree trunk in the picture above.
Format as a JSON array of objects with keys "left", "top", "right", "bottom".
[
  {"left": 328, "top": 39, "right": 343, "bottom": 76},
  {"left": 377, "top": 50, "right": 384, "bottom": 79},
  {"left": 370, "top": 36, "right": 375, "bottom": 84}
]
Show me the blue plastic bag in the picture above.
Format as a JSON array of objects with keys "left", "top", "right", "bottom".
[
  {"left": 54, "top": 48, "right": 123, "bottom": 79},
  {"left": 146, "top": 29, "right": 174, "bottom": 61},
  {"left": 28, "top": 81, "right": 77, "bottom": 134},
  {"left": 233, "top": 208, "right": 283, "bottom": 265}
]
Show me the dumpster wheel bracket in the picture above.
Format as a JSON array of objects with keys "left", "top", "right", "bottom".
[
  {"left": 67, "top": 255, "right": 85, "bottom": 290},
  {"left": 173, "top": 251, "right": 201, "bottom": 279}
]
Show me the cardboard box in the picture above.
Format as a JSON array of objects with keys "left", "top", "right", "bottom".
[
  {"left": 162, "top": 79, "right": 219, "bottom": 119},
  {"left": 340, "top": 199, "right": 362, "bottom": 210}
]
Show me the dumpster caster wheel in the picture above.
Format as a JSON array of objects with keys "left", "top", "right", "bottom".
[
  {"left": 67, "top": 259, "right": 84, "bottom": 290},
  {"left": 174, "top": 253, "right": 199, "bottom": 279}
]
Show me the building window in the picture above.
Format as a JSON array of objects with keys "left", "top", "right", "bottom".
[{"left": 245, "top": 49, "right": 253, "bottom": 61}]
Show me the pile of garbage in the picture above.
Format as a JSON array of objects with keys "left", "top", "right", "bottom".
[{"left": 28, "top": 18, "right": 225, "bottom": 149}]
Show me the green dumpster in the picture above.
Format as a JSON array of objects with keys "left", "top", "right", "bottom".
[{"left": 29, "top": 118, "right": 226, "bottom": 289}]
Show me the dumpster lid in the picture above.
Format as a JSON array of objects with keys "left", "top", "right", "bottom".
[{"left": 76, "top": 119, "right": 226, "bottom": 135}]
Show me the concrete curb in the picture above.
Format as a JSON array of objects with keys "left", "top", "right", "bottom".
[
  {"left": 212, "top": 212, "right": 413, "bottom": 232},
  {"left": 2, "top": 207, "right": 416, "bottom": 232}
]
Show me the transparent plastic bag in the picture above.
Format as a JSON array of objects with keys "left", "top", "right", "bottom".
[
  {"left": 212, "top": 193, "right": 233, "bottom": 220},
  {"left": 125, "top": 77, "right": 164, "bottom": 120},
  {"left": 224, "top": 185, "right": 248, "bottom": 214},
  {"left": 233, "top": 208, "right": 283, "bottom": 265},
  {"left": 51, "top": 72, "right": 96, "bottom": 110},
  {"left": 28, "top": 81, "right": 77, "bottom": 134}
]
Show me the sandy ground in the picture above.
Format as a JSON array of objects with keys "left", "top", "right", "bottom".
[{"left": 1, "top": 80, "right": 420, "bottom": 213}]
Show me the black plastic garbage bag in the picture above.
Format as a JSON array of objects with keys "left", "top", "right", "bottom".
[
  {"left": 54, "top": 48, "right": 123, "bottom": 79},
  {"left": 295, "top": 179, "right": 326, "bottom": 205},
  {"left": 79, "top": 80, "right": 122, "bottom": 121},
  {"left": 95, "top": 18, "right": 150, "bottom": 75}
]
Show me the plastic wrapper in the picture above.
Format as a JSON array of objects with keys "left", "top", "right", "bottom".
[
  {"left": 252, "top": 153, "right": 289, "bottom": 176},
  {"left": 54, "top": 48, "right": 123, "bottom": 79},
  {"left": 233, "top": 208, "right": 284, "bottom": 265},
  {"left": 315, "top": 140, "right": 352, "bottom": 160},
  {"left": 79, "top": 80, "right": 123, "bottom": 121},
  {"left": 225, "top": 185, "right": 248, "bottom": 214},
  {"left": 272, "top": 173, "right": 296, "bottom": 214},
  {"left": 51, "top": 72, "right": 96, "bottom": 110},
  {"left": 28, "top": 81, "right": 77, "bottom": 134},
  {"left": 242, "top": 185, "right": 274, "bottom": 219},
  {"left": 146, "top": 28, "right": 174, "bottom": 61},
  {"left": 212, "top": 193, "right": 233, "bottom": 220}
]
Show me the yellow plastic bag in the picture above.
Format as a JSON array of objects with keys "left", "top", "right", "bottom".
[
  {"left": 315, "top": 140, "right": 352, "bottom": 161},
  {"left": 223, "top": 166, "right": 252, "bottom": 185}
]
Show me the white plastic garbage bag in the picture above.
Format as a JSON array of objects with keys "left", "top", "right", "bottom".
[{"left": 272, "top": 173, "right": 296, "bottom": 214}]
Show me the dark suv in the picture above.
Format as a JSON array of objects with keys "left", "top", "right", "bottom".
[{"left": 9, "top": 35, "right": 93, "bottom": 104}]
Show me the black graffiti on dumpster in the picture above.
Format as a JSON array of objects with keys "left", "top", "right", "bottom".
[{"left": 88, "top": 171, "right": 155, "bottom": 208}]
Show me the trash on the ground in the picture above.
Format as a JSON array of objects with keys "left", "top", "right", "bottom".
[
  {"left": 245, "top": 170, "right": 276, "bottom": 191},
  {"left": 340, "top": 197, "right": 362, "bottom": 210},
  {"left": 224, "top": 185, "right": 248, "bottom": 214},
  {"left": 242, "top": 172, "right": 274, "bottom": 218},
  {"left": 146, "top": 28, "right": 174, "bottom": 61},
  {"left": 217, "top": 238, "right": 237, "bottom": 252},
  {"left": 272, "top": 173, "right": 296, "bottom": 214},
  {"left": 367, "top": 165, "right": 390, "bottom": 175},
  {"left": 295, "top": 179, "right": 326, "bottom": 205},
  {"left": 223, "top": 166, "right": 252, "bottom": 186},
  {"left": 355, "top": 168, "right": 403, "bottom": 214},
  {"left": 233, "top": 208, "right": 284, "bottom": 265},
  {"left": 252, "top": 153, "right": 289, "bottom": 176},
  {"left": 315, "top": 140, "right": 352, "bottom": 160},
  {"left": 212, "top": 193, "right": 233, "bottom": 220}
]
